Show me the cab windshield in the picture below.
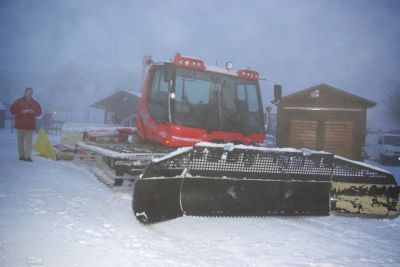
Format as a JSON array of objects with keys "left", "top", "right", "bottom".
[{"left": 172, "top": 68, "right": 264, "bottom": 134}]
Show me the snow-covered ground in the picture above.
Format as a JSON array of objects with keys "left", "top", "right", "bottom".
[{"left": 0, "top": 128, "right": 399, "bottom": 267}]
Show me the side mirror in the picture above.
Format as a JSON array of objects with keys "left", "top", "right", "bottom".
[
  {"left": 274, "top": 84, "right": 282, "bottom": 103},
  {"left": 164, "top": 63, "right": 176, "bottom": 82}
]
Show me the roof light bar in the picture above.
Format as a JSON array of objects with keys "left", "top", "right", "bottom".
[
  {"left": 237, "top": 69, "right": 259, "bottom": 80},
  {"left": 173, "top": 53, "right": 206, "bottom": 71}
]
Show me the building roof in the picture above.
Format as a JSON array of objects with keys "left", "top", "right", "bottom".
[
  {"left": 91, "top": 90, "right": 141, "bottom": 110},
  {"left": 279, "top": 83, "right": 376, "bottom": 109}
]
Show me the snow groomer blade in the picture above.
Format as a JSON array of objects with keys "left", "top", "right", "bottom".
[
  {"left": 132, "top": 144, "right": 335, "bottom": 223},
  {"left": 180, "top": 178, "right": 331, "bottom": 217},
  {"left": 132, "top": 147, "right": 192, "bottom": 224},
  {"left": 133, "top": 177, "right": 183, "bottom": 224},
  {"left": 331, "top": 156, "right": 400, "bottom": 217},
  {"left": 179, "top": 143, "right": 333, "bottom": 217}
]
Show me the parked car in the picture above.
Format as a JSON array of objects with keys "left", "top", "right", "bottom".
[{"left": 365, "top": 132, "right": 400, "bottom": 165}]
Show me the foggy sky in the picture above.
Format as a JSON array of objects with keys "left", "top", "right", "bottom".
[{"left": 1, "top": 0, "right": 400, "bottom": 127}]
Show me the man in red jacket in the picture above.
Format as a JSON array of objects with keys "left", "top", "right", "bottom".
[{"left": 10, "top": 87, "right": 42, "bottom": 161}]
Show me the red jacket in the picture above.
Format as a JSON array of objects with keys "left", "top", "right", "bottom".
[{"left": 10, "top": 97, "right": 42, "bottom": 130}]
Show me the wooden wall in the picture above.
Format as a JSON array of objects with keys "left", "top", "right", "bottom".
[{"left": 277, "top": 109, "right": 366, "bottom": 160}]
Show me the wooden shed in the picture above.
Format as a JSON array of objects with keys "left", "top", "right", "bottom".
[
  {"left": 276, "top": 84, "right": 376, "bottom": 160},
  {"left": 91, "top": 90, "right": 141, "bottom": 126}
]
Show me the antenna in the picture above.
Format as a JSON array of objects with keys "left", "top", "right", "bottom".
[{"left": 141, "top": 55, "right": 152, "bottom": 85}]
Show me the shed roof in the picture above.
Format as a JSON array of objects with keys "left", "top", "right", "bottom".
[
  {"left": 91, "top": 90, "right": 141, "bottom": 110},
  {"left": 280, "top": 83, "right": 376, "bottom": 109}
]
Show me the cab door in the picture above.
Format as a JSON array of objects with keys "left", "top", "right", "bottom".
[{"left": 137, "top": 67, "right": 170, "bottom": 143}]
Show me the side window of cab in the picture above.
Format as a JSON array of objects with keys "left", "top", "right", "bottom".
[{"left": 148, "top": 69, "right": 169, "bottom": 121}]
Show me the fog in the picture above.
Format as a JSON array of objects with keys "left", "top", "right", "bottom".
[{"left": 1, "top": 0, "right": 399, "bottom": 128}]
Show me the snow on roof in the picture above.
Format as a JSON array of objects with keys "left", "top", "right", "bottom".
[
  {"left": 204, "top": 65, "right": 237, "bottom": 76},
  {"left": 154, "top": 57, "right": 258, "bottom": 78}
]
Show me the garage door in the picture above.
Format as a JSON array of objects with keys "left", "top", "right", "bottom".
[
  {"left": 289, "top": 119, "right": 318, "bottom": 149},
  {"left": 323, "top": 120, "right": 353, "bottom": 158}
]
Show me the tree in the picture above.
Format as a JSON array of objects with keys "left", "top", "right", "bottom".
[{"left": 382, "top": 82, "right": 400, "bottom": 125}]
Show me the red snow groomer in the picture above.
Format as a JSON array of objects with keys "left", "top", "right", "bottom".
[
  {"left": 132, "top": 53, "right": 399, "bottom": 223},
  {"left": 78, "top": 53, "right": 399, "bottom": 223},
  {"left": 135, "top": 53, "right": 265, "bottom": 147}
]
